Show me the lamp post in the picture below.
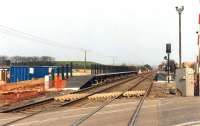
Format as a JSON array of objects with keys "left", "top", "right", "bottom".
[{"left": 176, "top": 6, "right": 184, "bottom": 68}]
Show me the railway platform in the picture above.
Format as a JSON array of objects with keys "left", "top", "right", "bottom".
[{"left": 66, "top": 71, "right": 137, "bottom": 90}]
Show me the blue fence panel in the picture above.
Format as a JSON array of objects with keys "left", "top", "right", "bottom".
[
  {"left": 32, "top": 66, "right": 49, "bottom": 78},
  {"left": 9, "top": 65, "right": 72, "bottom": 83},
  {"left": 10, "top": 66, "right": 31, "bottom": 83}
]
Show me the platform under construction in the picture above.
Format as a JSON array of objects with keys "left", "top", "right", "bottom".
[{"left": 66, "top": 71, "right": 137, "bottom": 90}]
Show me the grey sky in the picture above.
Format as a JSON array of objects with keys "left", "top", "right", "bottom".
[{"left": 0, "top": 0, "right": 199, "bottom": 65}]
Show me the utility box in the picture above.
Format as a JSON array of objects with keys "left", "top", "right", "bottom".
[{"left": 176, "top": 68, "right": 194, "bottom": 96}]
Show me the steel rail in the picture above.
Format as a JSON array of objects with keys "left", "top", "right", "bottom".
[
  {"left": 127, "top": 78, "right": 153, "bottom": 126},
  {"left": 69, "top": 74, "right": 152, "bottom": 126},
  {"left": 0, "top": 74, "right": 133, "bottom": 113},
  {"left": 1, "top": 74, "right": 143, "bottom": 126},
  {"left": 61, "top": 75, "right": 140, "bottom": 107}
]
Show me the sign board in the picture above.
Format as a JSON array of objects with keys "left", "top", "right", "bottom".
[{"left": 29, "top": 68, "right": 34, "bottom": 74}]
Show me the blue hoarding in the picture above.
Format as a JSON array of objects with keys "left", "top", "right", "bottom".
[
  {"left": 10, "top": 66, "right": 50, "bottom": 83},
  {"left": 9, "top": 66, "right": 71, "bottom": 83},
  {"left": 10, "top": 66, "right": 31, "bottom": 83}
]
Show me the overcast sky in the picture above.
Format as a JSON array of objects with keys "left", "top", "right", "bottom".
[{"left": 0, "top": 0, "right": 199, "bottom": 65}]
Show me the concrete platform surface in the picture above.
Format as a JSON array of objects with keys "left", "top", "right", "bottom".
[
  {"left": 1, "top": 97, "right": 200, "bottom": 126},
  {"left": 66, "top": 75, "right": 94, "bottom": 90}
]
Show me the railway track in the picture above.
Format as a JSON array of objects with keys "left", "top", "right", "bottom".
[
  {"left": 55, "top": 74, "right": 147, "bottom": 108},
  {"left": 0, "top": 74, "right": 134, "bottom": 113},
  {"left": 65, "top": 74, "right": 150, "bottom": 108},
  {"left": 16, "top": 76, "right": 136, "bottom": 114},
  {"left": 0, "top": 73, "right": 146, "bottom": 126},
  {"left": 69, "top": 73, "right": 154, "bottom": 126},
  {"left": 127, "top": 78, "right": 153, "bottom": 126}
]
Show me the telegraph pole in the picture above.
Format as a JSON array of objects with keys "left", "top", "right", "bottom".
[
  {"left": 107, "top": 56, "right": 116, "bottom": 65},
  {"left": 84, "top": 50, "right": 87, "bottom": 72},
  {"left": 176, "top": 6, "right": 184, "bottom": 68},
  {"left": 112, "top": 57, "right": 115, "bottom": 65}
]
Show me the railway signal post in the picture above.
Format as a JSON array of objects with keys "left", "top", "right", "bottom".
[{"left": 166, "top": 43, "right": 171, "bottom": 83}]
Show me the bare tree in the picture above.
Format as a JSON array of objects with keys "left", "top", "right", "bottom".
[
  {"left": 0, "top": 55, "right": 9, "bottom": 66},
  {"left": 9, "top": 56, "right": 55, "bottom": 66}
]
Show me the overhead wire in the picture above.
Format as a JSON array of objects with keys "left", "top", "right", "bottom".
[
  {"left": 0, "top": 25, "right": 129, "bottom": 65},
  {"left": 0, "top": 25, "right": 84, "bottom": 51}
]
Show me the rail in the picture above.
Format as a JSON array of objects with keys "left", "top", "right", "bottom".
[
  {"left": 69, "top": 73, "right": 153, "bottom": 126},
  {"left": 127, "top": 78, "right": 153, "bottom": 126},
  {"left": 1, "top": 73, "right": 143, "bottom": 126}
]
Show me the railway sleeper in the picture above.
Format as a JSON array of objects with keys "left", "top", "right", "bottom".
[{"left": 54, "top": 90, "right": 145, "bottom": 102}]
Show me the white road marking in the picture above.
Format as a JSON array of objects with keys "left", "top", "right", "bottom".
[
  {"left": 173, "top": 120, "right": 200, "bottom": 126},
  {"left": 0, "top": 117, "right": 26, "bottom": 122}
]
